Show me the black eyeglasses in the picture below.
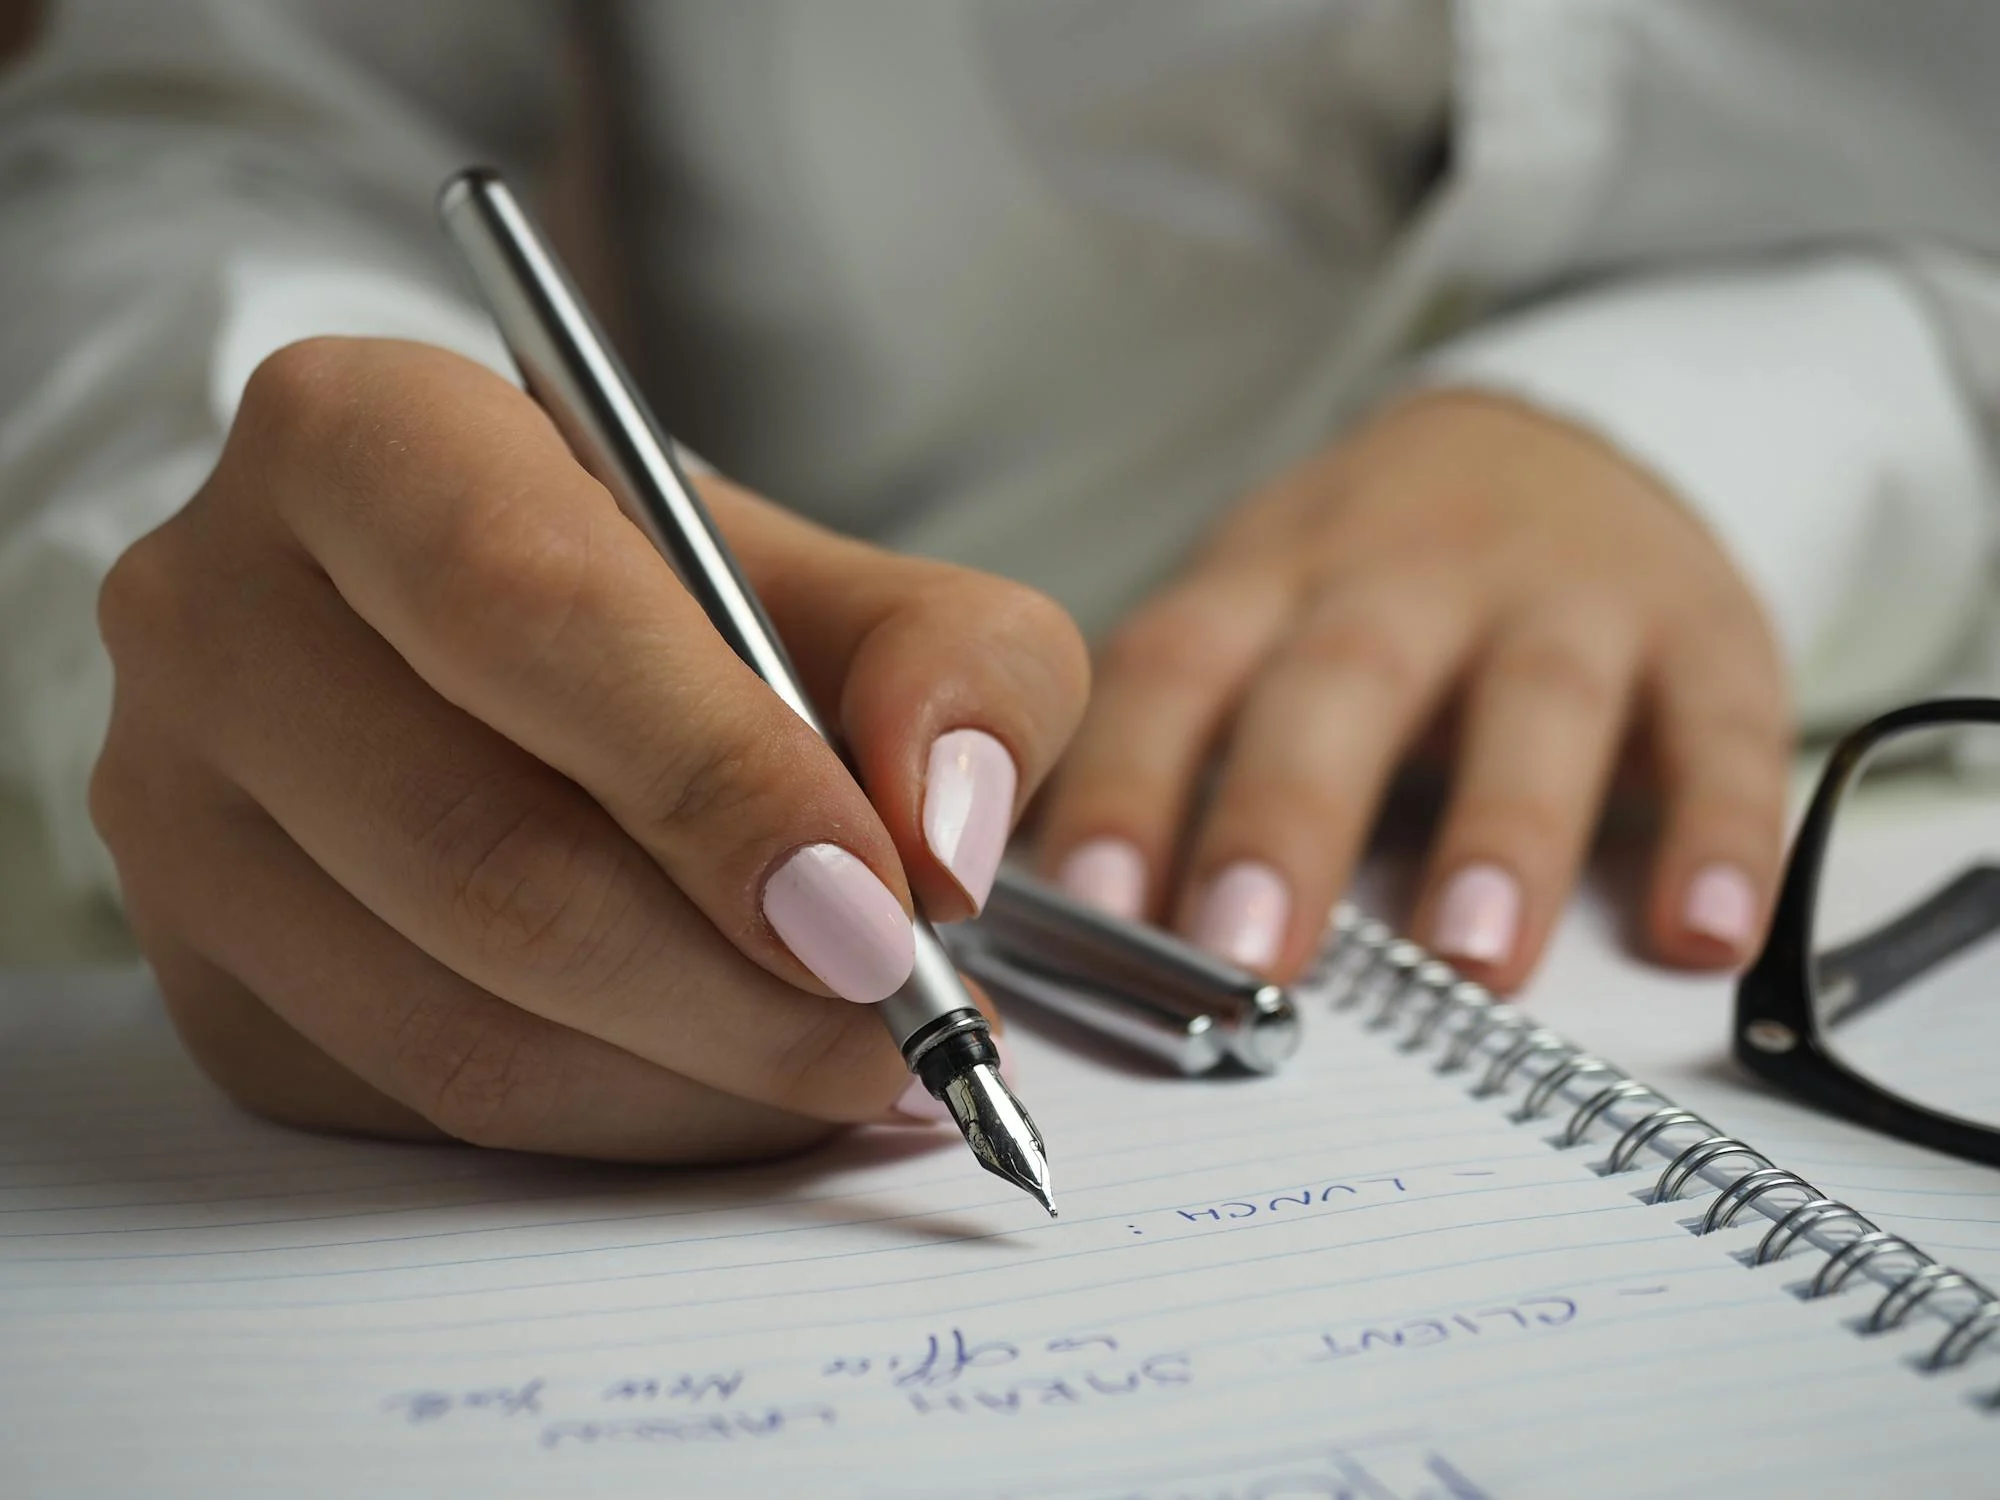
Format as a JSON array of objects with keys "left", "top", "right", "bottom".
[{"left": 1736, "top": 698, "right": 2000, "bottom": 1168}]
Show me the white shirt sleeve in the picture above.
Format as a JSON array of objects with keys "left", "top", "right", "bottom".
[
  {"left": 0, "top": 1, "right": 521, "bottom": 894},
  {"left": 1418, "top": 257, "right": 1997, "bottom": 732}
]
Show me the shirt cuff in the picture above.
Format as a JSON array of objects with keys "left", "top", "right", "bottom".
[
  {"left": 1417, "top": 257, "right": 1996, "bottom": 728},
  {"left": 0, "top": 259, "right": 512, "bottom": 895}
]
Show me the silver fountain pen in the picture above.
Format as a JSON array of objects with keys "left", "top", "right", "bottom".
[{"left": 437, "top": 168, "right": 1054, "bottom": 1217}]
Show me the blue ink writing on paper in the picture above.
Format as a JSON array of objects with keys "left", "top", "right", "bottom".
[
  {"left": 601, "top": 1371, "right": 745, "bottom": 1404},
  {"left": 1175, "top": 1175, "right": 1407, "bottom": 1225},
  {"left": 906, "top": 1353, "right": 1191, "bottom": 1418},
  {"left": 382, "top": 1378, "right": 545, "bottom": 1425},
  {"left": 540, "top": 1405, "right": 836, "bottom": 1449},
  {"left": 1311, "top": 1296, "right": 1579, "bottom": 1363},
  {"left": 1044, "top": 1334, "right": 1119, "bottom": 1354},
  {"left": 823, "top": 1328, "right": 1124, "bottom": 1388}
]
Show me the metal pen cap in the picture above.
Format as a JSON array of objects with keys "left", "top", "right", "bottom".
[{"left": 950, "top": 866, "right": 1301, "bottom": 1075}]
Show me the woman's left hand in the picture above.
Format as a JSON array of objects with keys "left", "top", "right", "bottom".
[{"left": 1036, "top": 389, "right": 1792, "bottom": 993}]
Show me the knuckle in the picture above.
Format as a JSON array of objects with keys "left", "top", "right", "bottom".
[
  {"left": 230, "top": 339, "right": 420, "bottom": 529},
  {"left": 1684, "top": 576, "right": 1778, "bottom": 640},
  {"left": 1100, "top": 594, "right": 1243, "bottom": 690},
  {"left": 152, "top": 967, "right": 258, "bottom": 1101},
  {"left": 1676, "top": 757, "right": 1787, "bottom": 833},
  {"left": 422, "top": 495, "right": 599, "bottom": 664},
  {"left": 762, "top": 1002, "right": 893, "bottom": 1120},
  {"left": 978, "top": 575, "right": 1084, "bottom": 655},
  {"left": 429, "top": 783, "right": 642, "bottom": 998},
  {"left": 1206, "top": 769, "right": 1358, "bottom": 854},
  {"left": 96, "top": 527, "right": 187, "bottom": 668},
  {"left": 1452, "top": 794, "right": 1575, "bottom": 864},
  {"left": 1284, "top": 612, "right": 1427, "bottom": 702},
  {"left": 1488, "top": 638, "right": 1622, "bottom": 720},
  {"left": 630, "top": 714, "right": 772, "bottom": 846},
  {"left": 977, "top": 578, "right": 1092, "bottom": 700},
  {"left": 1679, "top": 789, "right": 1781, "bottom": 847},
  {"left": 88, "top": 713, "right": 200, "bottom": 869},
  {"left": 1710, "top": 702, "right": 1792, "bottom": 761},
  {"left": 86, "top": 741, "right": 138, "bottom": 853},
  {"left": 1272, "top": 782, "right": 1360, "bottom": 843},
  {"left": 145, "top": 954, "right": 347, "bottom": 1135},
  {"left": 1666, "top": 699, "right": 1792, "bottom": 780},
  {"left": 394, "top": 1004, "right": 560, "bottom": 1149},
  {"left": 235, "top": 337, "right": 357, "bottom": 453}
]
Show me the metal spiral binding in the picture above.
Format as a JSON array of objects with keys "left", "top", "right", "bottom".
[
  {"left": 1756, "top": 1200, "right": 1873, "bottom": 1266},
  {"left": 1653, "top": 1137, "right": 1770, "bottom": 1205},
  {"left": 1559, "top": 1079, "right": 1659, "bottom": 1147},
  {"left": 1700, "top": 1167, "right": 1814, "bottom": 1235},
  {"left": 1476, "top": 1029, "right": 1573, "bottom": 1099},
  {"left": 1515, "top": 1055, "right": 1616, "bottom": 1125},
  {"left": 1439, "top": 1004, "right": 1534, "bottom": 1075},
  {"left": 1363, "top": 944, "right": 1426, "bottom": 1028},
  {"left": 1405, "top": 978, "right": 1489, "bottom": 1053},
  {"left": 1318, "top": 915, "right": 1394, "bottom": 1011},
  {"left": 1346, "top": 938, "right": 1424, "bottom": 1019},
  {"left": 1374, "top": 957, "right": 1454, "bottom": 1032},
  {"left": 1871, "top": 1266, "right": 1987, "bottom": 1336},
  {"left": 1606, "top": 1108, "right": 1706, "bottom": 1175},
  {"left": 1810, "top": 1232, "right": 1927, "bottom": 1300},
  {"left": 1933, "top": 1305, "right": 2000, "bottom": 1370},
  {"left": 1312, "top": 906, "right": 2000, "bottom": 1398}
]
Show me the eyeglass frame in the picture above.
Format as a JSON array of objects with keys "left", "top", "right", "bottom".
[{"left": 1735, "top": 696, "right": 2000, "bottom": 1169}]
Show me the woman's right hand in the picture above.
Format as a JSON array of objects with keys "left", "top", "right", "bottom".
[{"left": 91, "top": 338, "right": 1090, "bottom": 1162}]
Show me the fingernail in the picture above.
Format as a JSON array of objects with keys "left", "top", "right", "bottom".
[
  {"left": 1683, "top": 862, "right": 1758, "bottom": 951},
  {"left": 1190, "top": 861, "right": 1290, "bottom": 970},
  {"left": 1433, "top": 862, "right": 1522, "bottom": 966},
  {"left": 889, "top": 1074, "right": 953, "bottom": 1125},
  {"left": 1056, "top": 836, "right": 1146, "bottom": 920},
  {"left": 923, "top": 728, "right": 1018, "bottom": 912},
  {"left": 761, "top": 844, "right": 915, "bottom": 1004}
]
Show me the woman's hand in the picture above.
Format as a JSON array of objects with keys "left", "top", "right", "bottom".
[
  {"left": 91, "top": 337, "right": 1088, "bottom": 1161},
  {"left": 1039, "top": 390, "right": 1790, "bottom": 993}
]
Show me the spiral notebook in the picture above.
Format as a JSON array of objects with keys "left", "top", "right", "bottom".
[{"left": 3, "top": 916, "right": 1998, "bottom": 1500}]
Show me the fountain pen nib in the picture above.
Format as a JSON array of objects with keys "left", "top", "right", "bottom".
[{"left": 941, "top": 1061, "right": 1056, "bottom": 1217}]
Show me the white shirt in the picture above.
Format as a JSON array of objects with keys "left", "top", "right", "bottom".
[{"left": 2, "top": 0, "right": 1997, "bottom": 899}]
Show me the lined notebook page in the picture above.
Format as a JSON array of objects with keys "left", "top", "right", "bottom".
[{"left": 2, "top": 965, "right": 1993, "bottom": 1500}]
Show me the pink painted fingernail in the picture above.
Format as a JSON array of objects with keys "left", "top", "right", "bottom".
[
  {"left": 1056, "top": 837, "right": 1146, "bottom": 920},
  {"left": 923, "top": 728, "right": 1018, "bottom": 912},
  {"left": 1433, "top": 862, "right": 1522, "bottom": 966},
  {"left": 1683, "top": 862, "right": 1757, "bottom": 951},
  {"left": 1190, "top": 861, "right": 1290, "bottom": 970},
  {"left": 761, "top": 844, "right": 915, "bottom": 1004}
]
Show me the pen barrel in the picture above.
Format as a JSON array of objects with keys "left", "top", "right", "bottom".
[
  {"left": 437, "top": 168, "right": 980, "bottom": 1057},
  {"left": 880, "top": 927, "right": 992, "bottom": 1054},
  {"left": 437, "top": 169, "right": 827, "bottom": 736}
]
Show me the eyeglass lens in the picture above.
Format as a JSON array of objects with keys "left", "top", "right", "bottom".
[{"left": 1813, "top": 722, "right": 2000, "bottom": 1130}]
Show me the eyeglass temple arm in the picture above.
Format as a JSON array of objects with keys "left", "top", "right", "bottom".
[{"left": 1815, "top": 862, "right": 2000, "bottom": 1027}]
